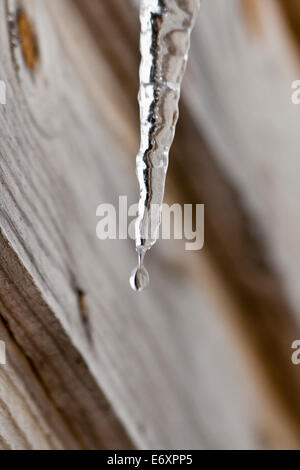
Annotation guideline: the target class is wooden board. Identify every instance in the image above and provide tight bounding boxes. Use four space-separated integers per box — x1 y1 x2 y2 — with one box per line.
74 0 300 446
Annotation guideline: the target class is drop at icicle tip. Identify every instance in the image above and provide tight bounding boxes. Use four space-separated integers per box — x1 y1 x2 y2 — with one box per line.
130 249 150 293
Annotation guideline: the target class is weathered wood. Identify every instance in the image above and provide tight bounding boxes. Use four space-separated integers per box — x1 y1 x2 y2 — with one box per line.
181 0 300 436
0 0 268 450
0 0 300 450
0 318 78 450
74 0 300 446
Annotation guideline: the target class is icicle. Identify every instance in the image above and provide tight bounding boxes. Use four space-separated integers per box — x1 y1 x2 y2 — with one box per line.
131 0 200 292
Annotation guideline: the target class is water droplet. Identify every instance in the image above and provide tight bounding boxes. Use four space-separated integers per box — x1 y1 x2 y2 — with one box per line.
130 250 150 292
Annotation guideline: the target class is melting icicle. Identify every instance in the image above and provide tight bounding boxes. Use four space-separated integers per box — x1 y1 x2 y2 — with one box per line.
131 0 200 291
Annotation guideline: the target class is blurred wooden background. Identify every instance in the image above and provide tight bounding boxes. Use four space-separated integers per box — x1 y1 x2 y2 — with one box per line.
0 0 300 449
